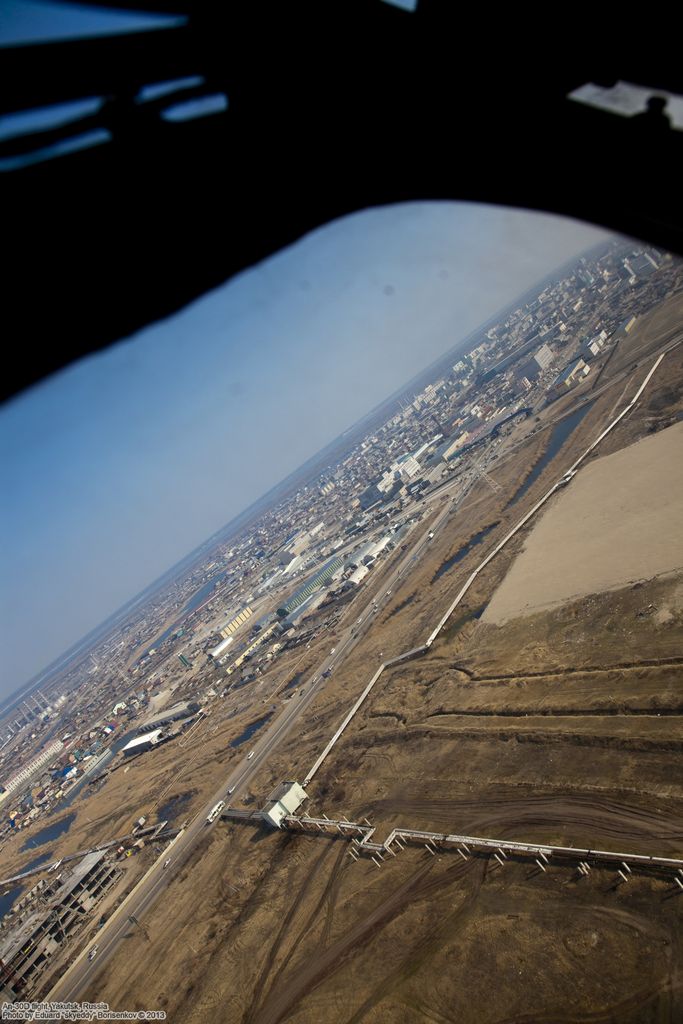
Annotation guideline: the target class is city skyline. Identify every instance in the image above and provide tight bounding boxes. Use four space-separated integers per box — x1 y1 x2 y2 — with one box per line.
0 201 613 695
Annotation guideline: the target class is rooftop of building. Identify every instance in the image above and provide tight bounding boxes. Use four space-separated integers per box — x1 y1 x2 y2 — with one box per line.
141 701 197 727
554 358 587 384
123 729 163 751
266 780 303 804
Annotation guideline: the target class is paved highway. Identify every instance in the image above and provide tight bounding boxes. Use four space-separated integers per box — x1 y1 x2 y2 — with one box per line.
45 489 457 1003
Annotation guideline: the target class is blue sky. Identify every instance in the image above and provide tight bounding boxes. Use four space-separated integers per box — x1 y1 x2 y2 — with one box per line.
0 202 613 695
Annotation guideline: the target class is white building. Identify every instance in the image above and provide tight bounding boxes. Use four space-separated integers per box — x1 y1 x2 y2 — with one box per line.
283 554 305 575
349 564 371 585
377 470 399 494
553 358 591 389
1 740 64 796
208 636 234 664
533 343 554 370
261 781 308 828
397 455 421 481
122 730 163 756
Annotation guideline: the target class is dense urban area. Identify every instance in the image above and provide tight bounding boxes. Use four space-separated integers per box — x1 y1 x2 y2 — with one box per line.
1 236 682 1023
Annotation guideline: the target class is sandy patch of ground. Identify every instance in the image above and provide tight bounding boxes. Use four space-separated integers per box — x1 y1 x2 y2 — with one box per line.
484 421 683 624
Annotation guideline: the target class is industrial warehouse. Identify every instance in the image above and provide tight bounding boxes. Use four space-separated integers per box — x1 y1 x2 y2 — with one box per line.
137 701 200 734
121 730 164 756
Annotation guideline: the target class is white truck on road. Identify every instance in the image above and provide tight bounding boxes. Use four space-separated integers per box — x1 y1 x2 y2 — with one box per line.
206 800 225 824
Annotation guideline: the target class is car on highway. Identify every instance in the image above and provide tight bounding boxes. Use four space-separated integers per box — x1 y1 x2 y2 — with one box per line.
386 590 391 596
330 647 336 654
247 750 255 760
88 946 98 961
322 668 332 678
227 786 235 794
163 858 171 869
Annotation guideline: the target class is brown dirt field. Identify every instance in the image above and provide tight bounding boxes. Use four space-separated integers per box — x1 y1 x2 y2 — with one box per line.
483 421 683 623
590 345 683 461
463 572 683 677
77 550 683 1022
78 805 683 1024
603 291 683 381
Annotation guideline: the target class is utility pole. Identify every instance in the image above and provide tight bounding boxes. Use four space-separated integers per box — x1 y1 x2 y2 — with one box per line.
128 914 150 941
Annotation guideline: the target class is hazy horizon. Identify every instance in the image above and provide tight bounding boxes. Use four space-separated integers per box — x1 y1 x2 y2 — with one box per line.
0 201 615 695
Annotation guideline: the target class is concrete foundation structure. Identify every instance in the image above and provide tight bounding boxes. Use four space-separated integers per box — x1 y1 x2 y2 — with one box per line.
0 850 118 997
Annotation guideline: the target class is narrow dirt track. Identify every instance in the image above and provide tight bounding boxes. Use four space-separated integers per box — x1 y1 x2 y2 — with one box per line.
426 709 683 718
250 840 349 1018
248 857 446 1024
368 793 683 847
242 839 339 1023
456 655 683 683
492 978 683 1024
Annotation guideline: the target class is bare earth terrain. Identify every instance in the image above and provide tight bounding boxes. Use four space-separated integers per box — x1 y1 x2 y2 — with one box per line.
484 421 683 622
